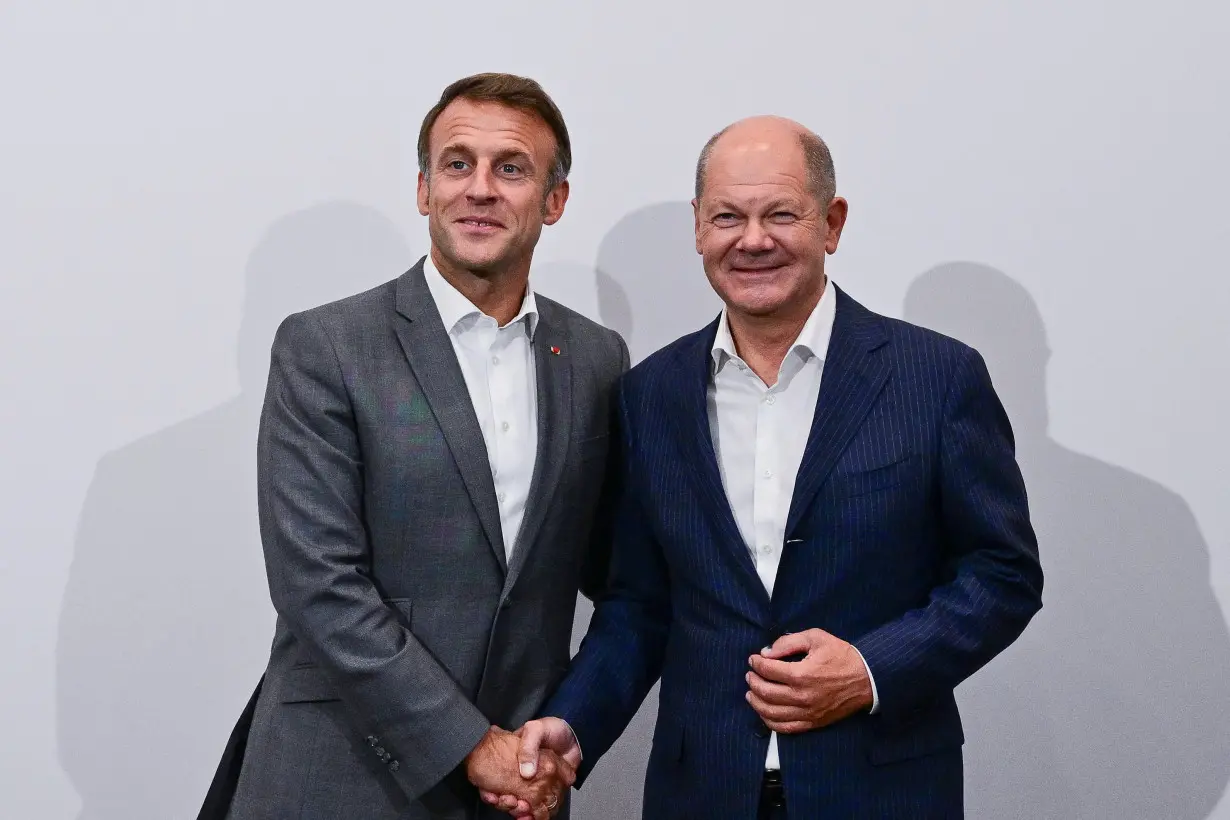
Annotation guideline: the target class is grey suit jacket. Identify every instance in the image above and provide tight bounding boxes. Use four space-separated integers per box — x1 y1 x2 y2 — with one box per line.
212 259 627 819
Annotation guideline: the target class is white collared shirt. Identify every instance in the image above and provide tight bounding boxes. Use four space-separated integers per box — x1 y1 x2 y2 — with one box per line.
422 256 538 560
706 279 878 771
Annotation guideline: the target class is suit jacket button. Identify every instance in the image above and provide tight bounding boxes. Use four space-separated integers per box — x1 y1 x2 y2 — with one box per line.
389 760 400 772
367 736 379 746
376 747 386 757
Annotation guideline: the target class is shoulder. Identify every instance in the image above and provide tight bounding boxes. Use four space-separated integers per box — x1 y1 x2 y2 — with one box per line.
536 293 627 369
620 322 716 400
271 277 399 354
270 275 400 366
840 288 979 378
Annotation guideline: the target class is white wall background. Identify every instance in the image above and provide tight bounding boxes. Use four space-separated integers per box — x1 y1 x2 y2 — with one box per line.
3 1 1228 817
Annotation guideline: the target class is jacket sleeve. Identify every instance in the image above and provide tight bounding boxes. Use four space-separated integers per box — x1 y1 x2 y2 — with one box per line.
854 347 1044 719
544 375 672 783
257 311 490 799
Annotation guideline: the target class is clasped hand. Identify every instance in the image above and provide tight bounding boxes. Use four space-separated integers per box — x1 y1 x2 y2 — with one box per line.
465 725 575 820
746 628 873 733
476 718 581 819
475 630 871 818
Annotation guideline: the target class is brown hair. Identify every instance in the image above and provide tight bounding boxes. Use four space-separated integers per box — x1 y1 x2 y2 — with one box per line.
417 72 572 190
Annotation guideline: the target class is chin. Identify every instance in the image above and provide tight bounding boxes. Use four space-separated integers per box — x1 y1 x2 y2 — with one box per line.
724 287 793 318
449 243 509 272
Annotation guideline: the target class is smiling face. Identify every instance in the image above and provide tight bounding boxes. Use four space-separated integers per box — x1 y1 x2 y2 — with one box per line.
694 119 847 321
417 98 568 279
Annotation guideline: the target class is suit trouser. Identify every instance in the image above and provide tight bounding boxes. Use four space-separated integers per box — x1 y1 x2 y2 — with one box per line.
758 770 786 820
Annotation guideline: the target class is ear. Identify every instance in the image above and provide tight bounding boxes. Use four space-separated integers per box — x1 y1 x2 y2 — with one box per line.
416 171 430 217
692 198 703 255
824 196 849 255
542 179 570 226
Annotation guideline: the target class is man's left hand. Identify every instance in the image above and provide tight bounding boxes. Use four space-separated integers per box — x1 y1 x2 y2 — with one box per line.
746 628 874 734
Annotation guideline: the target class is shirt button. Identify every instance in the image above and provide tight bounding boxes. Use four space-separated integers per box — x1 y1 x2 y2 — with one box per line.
501 421 510 432
492 355 500 365
763 469 772 479
760 544 773 555
498 491 506 503
765 395 776 405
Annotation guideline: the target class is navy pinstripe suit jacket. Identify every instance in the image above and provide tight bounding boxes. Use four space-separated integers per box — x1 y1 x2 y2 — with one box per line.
547 286 1043 819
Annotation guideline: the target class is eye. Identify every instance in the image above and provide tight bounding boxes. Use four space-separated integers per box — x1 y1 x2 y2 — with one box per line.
712 213 739 226
446 159 468 171
770 211 796 223
499 163 522 175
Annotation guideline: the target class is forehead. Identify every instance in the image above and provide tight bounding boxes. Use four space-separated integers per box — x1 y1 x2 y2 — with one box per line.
704 138 809 204
429 98 556 159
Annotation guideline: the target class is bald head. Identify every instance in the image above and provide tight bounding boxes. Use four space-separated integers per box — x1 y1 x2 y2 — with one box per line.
694 116 836 207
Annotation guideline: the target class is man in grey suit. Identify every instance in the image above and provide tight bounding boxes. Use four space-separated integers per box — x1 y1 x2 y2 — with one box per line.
198 72 628 820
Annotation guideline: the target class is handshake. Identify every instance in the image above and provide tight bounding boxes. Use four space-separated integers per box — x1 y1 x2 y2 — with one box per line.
464 717 579 820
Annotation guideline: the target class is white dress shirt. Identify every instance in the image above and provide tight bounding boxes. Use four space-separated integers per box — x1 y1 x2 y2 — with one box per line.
706 278 879 771
422 257 538 560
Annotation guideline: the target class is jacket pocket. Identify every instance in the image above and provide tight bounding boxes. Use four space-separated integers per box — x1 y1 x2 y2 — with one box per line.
280 598 412 703
867 713 964 765
649 717 685 764
280 664 340 704
829 454 917 498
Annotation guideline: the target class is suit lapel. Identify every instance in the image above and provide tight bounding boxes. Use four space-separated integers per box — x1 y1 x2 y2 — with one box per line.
785 287 891 538
505 303 572 590
392 260 507 572
670 322 772 611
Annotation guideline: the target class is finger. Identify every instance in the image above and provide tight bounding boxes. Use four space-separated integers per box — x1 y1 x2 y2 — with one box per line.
760 631 814 660
480 791 498 804
746 689 807 723
763 718 813 734
518 722 546 778
746 670 807 707
553 752 577 787
498 794 520 811
748 653 803 685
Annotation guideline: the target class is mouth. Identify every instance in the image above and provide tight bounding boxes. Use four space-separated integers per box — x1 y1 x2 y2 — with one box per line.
456 217 506 233
730 263 786 274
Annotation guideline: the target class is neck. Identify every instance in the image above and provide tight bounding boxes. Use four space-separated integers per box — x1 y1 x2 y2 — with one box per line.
430 247 530 326
727 275 827 386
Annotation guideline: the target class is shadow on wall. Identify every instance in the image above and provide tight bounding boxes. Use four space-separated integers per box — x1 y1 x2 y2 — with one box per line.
905 262 1230 820
568 201 721 820
55 201 413 820
594 201 723 365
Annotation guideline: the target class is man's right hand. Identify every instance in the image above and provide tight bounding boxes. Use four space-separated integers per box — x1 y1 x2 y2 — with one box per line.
465 726 574 820
479 718 582 818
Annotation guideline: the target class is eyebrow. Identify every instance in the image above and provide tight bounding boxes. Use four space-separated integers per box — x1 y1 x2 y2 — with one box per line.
492 149 535 168
707 197 799 214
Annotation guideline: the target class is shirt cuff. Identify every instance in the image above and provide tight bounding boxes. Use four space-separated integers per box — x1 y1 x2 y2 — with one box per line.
854 647 880 714
559 718 583 762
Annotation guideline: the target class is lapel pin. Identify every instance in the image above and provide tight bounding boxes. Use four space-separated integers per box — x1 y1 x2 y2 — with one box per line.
550 346 561 355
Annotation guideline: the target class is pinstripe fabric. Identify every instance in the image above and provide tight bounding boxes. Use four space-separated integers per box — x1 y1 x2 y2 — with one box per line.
548 286 1042 819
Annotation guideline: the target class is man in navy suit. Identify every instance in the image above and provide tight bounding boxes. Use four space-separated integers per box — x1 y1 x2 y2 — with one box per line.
486 115 1043 818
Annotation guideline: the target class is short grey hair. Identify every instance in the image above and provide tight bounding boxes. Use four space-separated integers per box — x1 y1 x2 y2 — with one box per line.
694 127 836 206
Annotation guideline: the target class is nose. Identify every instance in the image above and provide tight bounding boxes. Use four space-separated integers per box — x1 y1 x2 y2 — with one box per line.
466 162 498 203
736 217 775 253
